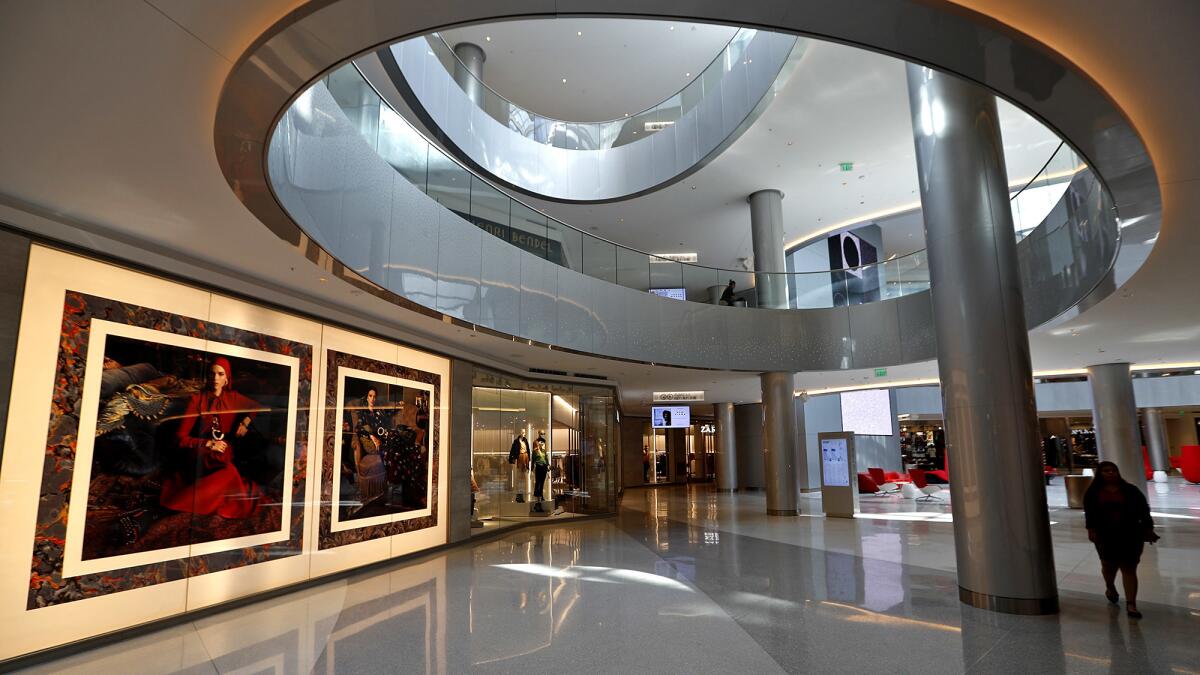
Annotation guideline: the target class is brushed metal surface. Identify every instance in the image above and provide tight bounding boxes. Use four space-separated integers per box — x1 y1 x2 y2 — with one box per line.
749 189 789 310
714 402 738 491
907 64 1057 609
1088 362 1148 492
1142 408 1169 474
760 371 799 515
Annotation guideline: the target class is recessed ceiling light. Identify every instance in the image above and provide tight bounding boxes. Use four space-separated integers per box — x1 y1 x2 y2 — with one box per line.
561 78 567 83
685 72 690 77
669 25 675 31
485 36 491 41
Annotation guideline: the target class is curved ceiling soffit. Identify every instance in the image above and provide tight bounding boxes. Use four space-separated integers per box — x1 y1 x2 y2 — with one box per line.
215 0 1160 365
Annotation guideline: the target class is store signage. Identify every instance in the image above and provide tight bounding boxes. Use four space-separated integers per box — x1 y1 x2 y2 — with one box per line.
651 252 699 263
653 391 705 402
700 423 716 433
472 218 565 265
874 367 887 377
649 288 686 301
839 161 854 172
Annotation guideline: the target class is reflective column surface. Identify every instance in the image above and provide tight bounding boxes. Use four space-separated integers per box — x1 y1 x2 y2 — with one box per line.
1089 363 1149 494
906 64 1057 613
19 482 1200 674
760 371 799 516
1142 408 1170 480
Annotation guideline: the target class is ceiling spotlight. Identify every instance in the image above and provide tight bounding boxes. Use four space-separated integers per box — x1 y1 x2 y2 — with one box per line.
577 31 582 36
561 78 567 83
485 36 491 42
669 25 675 31
685 72 691 77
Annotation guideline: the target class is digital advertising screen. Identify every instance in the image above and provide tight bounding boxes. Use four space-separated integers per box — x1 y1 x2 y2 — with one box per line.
839 388 893 436
651 405 690 429
821 438 851 487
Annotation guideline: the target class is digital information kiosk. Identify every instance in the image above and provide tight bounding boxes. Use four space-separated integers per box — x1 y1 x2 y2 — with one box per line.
818 431 858 518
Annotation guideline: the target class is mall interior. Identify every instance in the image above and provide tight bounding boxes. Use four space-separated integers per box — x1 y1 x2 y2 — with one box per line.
0 1 1197 673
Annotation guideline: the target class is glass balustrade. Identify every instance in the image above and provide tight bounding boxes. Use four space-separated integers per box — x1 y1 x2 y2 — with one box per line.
423 27 760 150
311 62 1092 311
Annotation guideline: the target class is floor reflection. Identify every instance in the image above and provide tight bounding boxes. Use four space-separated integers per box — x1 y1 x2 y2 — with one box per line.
17 482 1200 674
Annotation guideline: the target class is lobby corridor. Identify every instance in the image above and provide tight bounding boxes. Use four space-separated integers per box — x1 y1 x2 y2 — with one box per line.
18 484 1200 674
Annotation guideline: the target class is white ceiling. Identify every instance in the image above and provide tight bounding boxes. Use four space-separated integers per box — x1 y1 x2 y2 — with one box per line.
513 36 1062 270
437 18 737 122
0 0 1194 418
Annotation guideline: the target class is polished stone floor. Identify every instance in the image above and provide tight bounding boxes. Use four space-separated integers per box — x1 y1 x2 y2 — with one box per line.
17 480 1200 674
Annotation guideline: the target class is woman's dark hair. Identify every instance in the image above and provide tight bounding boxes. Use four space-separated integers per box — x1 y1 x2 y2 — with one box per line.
1083 460 1126 502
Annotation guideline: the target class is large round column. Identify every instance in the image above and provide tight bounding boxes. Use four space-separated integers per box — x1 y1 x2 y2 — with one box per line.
1143 408 1170 482
760 372 799 516
713 403 737 492
1088 363 1147 492
905 64 1057 614
748 189 788 309
452 42 487 108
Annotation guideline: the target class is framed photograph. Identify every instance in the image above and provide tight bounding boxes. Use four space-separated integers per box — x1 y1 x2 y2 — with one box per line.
311 326 450 572
0 246 319 660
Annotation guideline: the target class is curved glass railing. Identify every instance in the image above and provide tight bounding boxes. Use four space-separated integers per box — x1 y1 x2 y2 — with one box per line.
314 62 1097 311
425 28 757 150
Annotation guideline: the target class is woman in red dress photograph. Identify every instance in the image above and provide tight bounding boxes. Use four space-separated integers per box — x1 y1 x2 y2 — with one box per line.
160 356 265 518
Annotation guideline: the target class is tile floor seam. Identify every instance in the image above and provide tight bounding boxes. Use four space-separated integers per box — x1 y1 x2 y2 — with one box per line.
188 621 222 675
962 626 1015 674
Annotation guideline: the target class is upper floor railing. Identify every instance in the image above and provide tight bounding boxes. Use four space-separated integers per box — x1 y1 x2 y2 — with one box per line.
319 62 1088 311
425 29 755 150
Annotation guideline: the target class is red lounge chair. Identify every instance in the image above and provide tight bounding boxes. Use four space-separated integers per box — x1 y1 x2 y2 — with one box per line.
858 472 882 494
909 468 944 502
1182 446 1200 484
867 467 900 493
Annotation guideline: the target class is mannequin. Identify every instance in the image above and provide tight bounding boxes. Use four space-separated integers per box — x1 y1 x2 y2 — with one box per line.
508 429 530 502
532 432 549 512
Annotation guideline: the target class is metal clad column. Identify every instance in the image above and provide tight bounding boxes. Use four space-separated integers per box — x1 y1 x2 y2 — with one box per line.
714 403 737 492
761 372 799 515
1143 408 1170 482
905 64 1057 614
748 189 788 309
1089 363 1148 492
452 42 486 107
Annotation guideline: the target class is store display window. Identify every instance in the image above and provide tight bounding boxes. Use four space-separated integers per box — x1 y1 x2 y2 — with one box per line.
470 371 616 533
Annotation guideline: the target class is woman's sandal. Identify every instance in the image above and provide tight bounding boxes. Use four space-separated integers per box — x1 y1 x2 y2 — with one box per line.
1126 603 1142 619
1105 588 1119 605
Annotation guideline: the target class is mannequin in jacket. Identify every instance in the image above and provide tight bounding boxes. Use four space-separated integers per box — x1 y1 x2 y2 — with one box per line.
531 434 550 512
508 429 530 502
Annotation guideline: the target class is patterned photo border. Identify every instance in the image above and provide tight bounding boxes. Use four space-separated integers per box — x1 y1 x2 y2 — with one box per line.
319 349 439 550
27 290 312 610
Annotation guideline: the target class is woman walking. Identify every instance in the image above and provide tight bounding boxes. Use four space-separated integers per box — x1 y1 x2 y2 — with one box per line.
1083 461 1158 618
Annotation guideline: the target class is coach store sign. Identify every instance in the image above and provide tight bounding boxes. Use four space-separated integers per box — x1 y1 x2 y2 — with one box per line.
652 391 705 402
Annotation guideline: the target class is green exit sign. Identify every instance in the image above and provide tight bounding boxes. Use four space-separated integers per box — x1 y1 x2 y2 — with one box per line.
874 367 887 377
839 162 854 172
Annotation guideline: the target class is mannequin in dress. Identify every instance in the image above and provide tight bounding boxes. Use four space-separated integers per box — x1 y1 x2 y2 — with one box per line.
508 429 530 502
